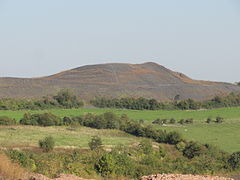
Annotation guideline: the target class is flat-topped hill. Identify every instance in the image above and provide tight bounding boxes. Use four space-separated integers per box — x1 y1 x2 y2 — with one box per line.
0 62 239 100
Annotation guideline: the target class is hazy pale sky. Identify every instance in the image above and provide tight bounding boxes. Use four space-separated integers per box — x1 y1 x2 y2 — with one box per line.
0 0 239 82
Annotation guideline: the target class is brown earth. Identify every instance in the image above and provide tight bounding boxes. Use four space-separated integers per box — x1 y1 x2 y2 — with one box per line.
30 174 94 180
0 62 240 101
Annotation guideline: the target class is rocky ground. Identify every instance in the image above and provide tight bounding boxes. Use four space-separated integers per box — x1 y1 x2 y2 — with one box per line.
140 174 234 180
30 173 237 180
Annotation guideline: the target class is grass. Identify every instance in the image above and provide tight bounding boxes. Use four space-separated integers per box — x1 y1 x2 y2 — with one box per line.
0 107 240 152
1 107 240 122
0 125 141 149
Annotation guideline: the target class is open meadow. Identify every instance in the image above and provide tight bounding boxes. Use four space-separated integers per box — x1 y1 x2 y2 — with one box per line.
0 107 240 152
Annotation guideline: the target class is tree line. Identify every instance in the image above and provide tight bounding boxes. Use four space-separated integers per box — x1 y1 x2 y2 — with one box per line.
0 89 84 110
90 93 240 110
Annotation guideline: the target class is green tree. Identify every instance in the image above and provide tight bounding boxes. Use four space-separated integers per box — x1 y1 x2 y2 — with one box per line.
95 153 116 176
39 136 55 152
54 89 83 108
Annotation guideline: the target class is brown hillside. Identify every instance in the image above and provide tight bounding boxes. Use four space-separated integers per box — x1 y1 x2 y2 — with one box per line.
0 62 239 100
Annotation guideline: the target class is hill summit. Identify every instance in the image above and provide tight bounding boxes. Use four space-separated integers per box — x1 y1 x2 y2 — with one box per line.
0 62 239 100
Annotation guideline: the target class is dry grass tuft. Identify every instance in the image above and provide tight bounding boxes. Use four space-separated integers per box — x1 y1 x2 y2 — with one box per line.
0 152 28 180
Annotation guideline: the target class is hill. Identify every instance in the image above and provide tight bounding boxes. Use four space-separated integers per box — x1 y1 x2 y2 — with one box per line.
0 62 240 100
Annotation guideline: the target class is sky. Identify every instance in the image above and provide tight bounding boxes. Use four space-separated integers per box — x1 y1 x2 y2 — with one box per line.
0 0 239 82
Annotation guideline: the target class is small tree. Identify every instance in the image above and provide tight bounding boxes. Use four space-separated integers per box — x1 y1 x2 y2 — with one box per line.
39 136 55 152
88 136 102 150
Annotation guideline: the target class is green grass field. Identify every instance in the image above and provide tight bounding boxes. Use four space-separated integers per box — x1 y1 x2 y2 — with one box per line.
0 107 240 152
0 125 140 149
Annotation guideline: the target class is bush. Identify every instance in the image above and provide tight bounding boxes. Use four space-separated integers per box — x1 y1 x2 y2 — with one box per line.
166 131 182 144
0 116 16 125
95 152 134 177
216 116 224 123
176 141 186 152
20 112 62 126
95 153 116 176
88 136 102 150
228 152 240 169
39 136 55 152
183 142 204 159
206 117 212 123
53 89 83 108
169 118 176 124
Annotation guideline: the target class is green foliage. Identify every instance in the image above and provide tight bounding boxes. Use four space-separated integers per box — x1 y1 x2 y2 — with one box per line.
183 142 205 159
228 152 240 170
95 152 134 177
216 116 224 123
0 89 84 111
139 139 153 154
7 150 36 170
91 93 240 110
166 131 182 144
39 136 55 152
95 153 116 176
53 89 83 108
158 145 166 158
88 136 102 150
176 141 187 152
206 117 212 123
20 112 62 126
0 116 16 125
169 118 176 124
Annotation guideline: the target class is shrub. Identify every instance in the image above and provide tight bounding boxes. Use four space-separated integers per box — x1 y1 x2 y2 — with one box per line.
7 150 36 171
95 152 134 177
216 116 224 123
166 131 182 144
39 136 55 152
95 153 116 176
206 117 212 123
169 118 176 124
185 118 193 124
88 136 102 150
53 89 83 108
139 139 153 154
176 141 186 152
0 116 16 125
179 119 185 124
20 113 62 126
228 152 240 169
183 142 204 159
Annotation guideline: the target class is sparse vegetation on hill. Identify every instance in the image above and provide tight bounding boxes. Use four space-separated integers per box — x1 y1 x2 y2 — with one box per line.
1 63 240 101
